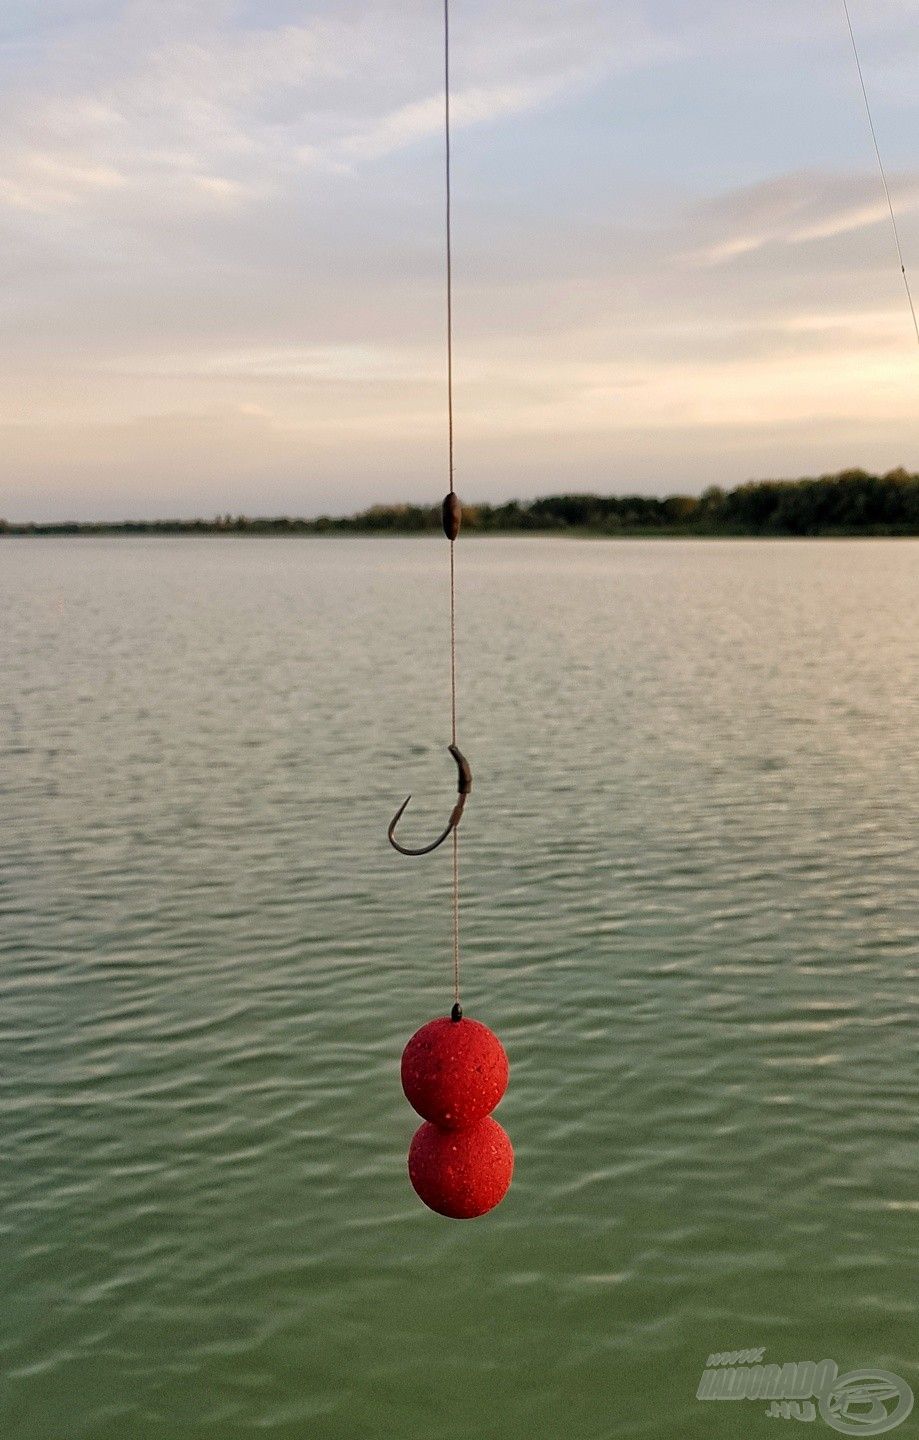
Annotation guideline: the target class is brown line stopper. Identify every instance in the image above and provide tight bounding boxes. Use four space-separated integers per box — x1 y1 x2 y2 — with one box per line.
442 492 461 541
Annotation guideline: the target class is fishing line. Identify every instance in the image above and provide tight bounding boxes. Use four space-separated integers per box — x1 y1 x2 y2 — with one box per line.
841 0 919 347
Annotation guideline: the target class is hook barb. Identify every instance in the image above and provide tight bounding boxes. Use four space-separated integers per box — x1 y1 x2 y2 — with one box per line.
388 744 471 856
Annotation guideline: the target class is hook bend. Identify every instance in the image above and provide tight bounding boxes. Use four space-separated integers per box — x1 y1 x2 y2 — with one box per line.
388 744 471 856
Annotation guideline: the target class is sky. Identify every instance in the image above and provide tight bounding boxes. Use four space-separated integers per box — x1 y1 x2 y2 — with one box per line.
1 0 918 521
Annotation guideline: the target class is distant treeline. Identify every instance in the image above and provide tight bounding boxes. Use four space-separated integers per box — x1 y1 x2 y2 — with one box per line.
4 469 919 537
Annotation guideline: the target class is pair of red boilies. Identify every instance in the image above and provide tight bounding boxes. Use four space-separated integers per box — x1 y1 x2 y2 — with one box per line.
402 1015 512 1219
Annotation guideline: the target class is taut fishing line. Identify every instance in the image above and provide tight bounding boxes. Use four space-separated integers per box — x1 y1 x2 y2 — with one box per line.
841 0 919 347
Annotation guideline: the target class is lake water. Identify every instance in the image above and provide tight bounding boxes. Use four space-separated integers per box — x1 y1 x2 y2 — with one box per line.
1 536 916 1439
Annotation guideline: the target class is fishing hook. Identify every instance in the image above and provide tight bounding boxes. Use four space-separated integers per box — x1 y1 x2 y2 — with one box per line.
387 744 472 856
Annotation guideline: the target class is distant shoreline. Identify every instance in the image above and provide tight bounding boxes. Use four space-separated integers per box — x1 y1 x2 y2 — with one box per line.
3 525 917 539
3 468 918 538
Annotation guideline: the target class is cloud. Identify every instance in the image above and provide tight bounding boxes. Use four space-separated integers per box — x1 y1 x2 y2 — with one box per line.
0 151 125 211
0 3 694 219
339 75 578 161
686 172 919 268
115 343 431 383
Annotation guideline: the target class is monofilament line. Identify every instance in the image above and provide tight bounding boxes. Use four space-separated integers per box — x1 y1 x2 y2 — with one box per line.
444 0 460 1009
842 0 919 347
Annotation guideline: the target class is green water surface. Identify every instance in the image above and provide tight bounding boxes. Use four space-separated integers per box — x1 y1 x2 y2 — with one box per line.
1 537 916 1439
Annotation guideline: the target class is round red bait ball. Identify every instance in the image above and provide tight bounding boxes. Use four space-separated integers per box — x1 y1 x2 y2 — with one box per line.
401 1016 509 1128
408 1116 513 1220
